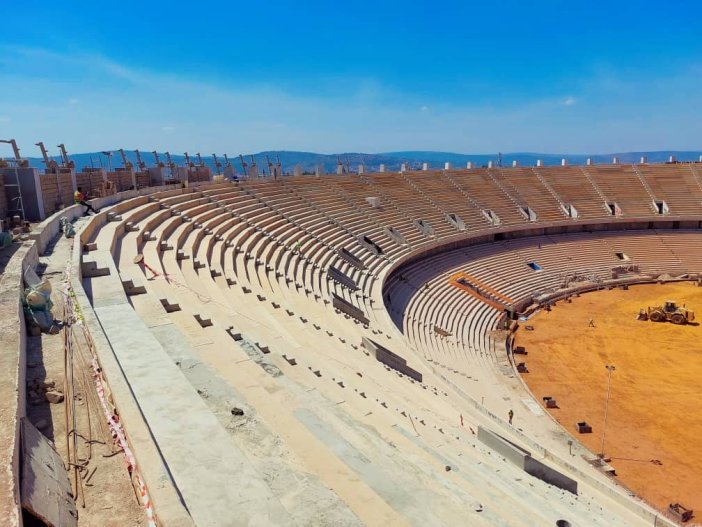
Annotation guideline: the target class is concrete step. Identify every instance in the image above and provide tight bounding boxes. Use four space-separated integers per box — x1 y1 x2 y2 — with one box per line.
81 256 110 278
122 278 146 296
159 298 181 313
93 303 291 526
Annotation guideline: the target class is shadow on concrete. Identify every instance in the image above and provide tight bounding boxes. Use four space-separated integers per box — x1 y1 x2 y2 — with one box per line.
25 333 56 443
0 242 21 274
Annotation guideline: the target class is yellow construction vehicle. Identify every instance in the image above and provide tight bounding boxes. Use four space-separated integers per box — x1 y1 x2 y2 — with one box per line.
639 300 695 325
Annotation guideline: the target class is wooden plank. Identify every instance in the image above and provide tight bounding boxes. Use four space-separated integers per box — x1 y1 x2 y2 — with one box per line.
21 419 78 527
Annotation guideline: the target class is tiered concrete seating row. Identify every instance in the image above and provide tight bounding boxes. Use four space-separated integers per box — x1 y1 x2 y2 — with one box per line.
66 171 697 526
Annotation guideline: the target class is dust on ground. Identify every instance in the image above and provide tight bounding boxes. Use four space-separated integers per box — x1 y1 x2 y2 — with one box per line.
515 281 702 515
25 227 146 526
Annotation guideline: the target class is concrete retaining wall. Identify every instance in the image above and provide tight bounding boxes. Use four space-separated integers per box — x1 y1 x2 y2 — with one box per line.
477 427 578 494
0 242 38 527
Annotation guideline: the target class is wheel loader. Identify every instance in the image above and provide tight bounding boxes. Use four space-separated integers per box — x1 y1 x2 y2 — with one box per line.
638 300 695 325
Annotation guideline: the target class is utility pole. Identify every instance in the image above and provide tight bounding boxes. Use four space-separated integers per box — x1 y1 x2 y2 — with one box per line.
599 364 616 459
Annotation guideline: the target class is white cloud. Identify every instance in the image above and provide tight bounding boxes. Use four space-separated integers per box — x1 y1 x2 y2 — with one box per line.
1 45 701 154
68 98 79 105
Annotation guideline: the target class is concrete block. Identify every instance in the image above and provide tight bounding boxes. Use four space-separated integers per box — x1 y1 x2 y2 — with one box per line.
81 257 110 278
478 426 577 494
159 298 181 313
194 314 213 328
226 327 242 341
122 279 146 296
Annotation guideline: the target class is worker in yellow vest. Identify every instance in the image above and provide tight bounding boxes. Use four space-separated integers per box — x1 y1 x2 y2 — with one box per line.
74 187 99 216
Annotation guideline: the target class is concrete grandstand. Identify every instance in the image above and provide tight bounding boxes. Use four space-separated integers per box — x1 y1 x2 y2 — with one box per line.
3 154 702 526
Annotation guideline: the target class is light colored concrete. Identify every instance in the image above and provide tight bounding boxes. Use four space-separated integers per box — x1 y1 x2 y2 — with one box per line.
69 239 194 526
45 175 698 527
148 321 364 527
0 242 36 527
94 301 292 526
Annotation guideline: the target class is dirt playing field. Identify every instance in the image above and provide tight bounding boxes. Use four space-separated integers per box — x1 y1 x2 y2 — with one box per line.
515 281 702 517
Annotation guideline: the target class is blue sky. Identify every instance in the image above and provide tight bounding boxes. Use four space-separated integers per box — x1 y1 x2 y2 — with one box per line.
1 1 701 155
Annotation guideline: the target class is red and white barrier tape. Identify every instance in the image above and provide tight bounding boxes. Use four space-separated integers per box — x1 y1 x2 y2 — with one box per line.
91 357 157 526
60 258 157 525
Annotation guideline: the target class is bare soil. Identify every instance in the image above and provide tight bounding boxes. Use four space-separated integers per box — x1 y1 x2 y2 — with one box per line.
515 281 702 516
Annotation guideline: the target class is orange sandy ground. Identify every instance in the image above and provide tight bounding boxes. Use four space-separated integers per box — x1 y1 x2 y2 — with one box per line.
514 282 702 515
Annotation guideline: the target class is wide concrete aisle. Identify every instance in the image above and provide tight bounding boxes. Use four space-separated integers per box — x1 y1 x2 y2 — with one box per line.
93 299 292 526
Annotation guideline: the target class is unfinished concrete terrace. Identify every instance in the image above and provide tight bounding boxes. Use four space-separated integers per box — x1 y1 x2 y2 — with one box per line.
2 160 700 526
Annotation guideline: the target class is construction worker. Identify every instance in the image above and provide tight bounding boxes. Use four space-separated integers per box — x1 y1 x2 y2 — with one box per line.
508 409 514 425
74 187 98 216
588 318 595 328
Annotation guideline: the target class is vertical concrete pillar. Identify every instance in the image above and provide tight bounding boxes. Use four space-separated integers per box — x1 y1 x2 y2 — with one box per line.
561 158 568 166
422 162 429 171
586 158 593 166
487 161 494 169
536 159 543 167
379 164 386 173
512 160 519 167
444 162 452 170
640 156 647 164
612 157 620 164
69 168 77 193
357 164 365 174
466 161 474 169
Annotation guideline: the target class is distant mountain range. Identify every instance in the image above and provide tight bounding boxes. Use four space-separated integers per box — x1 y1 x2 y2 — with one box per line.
19 149 702 175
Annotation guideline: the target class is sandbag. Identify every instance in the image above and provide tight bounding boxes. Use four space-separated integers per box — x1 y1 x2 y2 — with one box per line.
60 217 75 238
23 279 55 333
